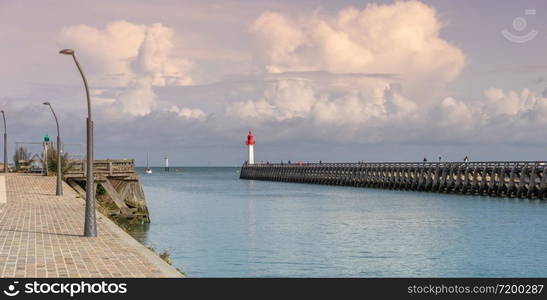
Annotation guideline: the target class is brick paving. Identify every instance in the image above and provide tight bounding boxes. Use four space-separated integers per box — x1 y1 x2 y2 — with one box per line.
0 174 181 278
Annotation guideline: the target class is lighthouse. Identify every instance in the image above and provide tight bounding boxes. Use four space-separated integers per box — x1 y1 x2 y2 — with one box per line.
246 131 255 164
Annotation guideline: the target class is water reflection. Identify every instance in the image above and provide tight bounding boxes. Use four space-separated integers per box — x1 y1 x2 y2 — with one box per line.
125 223 151 245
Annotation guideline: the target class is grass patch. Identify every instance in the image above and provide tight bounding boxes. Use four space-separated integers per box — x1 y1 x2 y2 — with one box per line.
147 246 186 276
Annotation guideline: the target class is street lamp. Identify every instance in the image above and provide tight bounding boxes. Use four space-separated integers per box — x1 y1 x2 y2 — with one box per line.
59 49 96 237
0 111 6 174
43 102 63 196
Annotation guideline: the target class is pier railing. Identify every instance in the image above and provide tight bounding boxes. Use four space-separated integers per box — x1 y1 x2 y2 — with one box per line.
64 159 137 180
240 161 547 199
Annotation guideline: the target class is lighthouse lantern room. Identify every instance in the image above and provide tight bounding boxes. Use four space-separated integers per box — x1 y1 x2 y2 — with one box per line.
246 131 255 164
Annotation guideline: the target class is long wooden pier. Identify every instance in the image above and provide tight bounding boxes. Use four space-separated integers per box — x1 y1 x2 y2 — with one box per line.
240 161 547 199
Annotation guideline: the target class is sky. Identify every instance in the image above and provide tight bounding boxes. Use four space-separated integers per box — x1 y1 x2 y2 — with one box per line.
1 0 547 166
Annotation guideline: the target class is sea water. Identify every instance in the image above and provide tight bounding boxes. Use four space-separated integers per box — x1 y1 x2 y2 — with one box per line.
131 167 547 277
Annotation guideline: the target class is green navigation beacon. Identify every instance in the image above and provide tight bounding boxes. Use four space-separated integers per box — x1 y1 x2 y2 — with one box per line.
44 134 50 143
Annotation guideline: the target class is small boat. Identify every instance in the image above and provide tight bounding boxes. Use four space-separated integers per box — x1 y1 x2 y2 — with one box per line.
145 152 153 174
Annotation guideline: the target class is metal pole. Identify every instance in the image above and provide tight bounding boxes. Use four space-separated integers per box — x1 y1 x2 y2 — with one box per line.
43 142 48 176
60 49 96 237
56 135 62 195
44 103 63 196
1 111 6 173
75 54 97 237
85 117 95 236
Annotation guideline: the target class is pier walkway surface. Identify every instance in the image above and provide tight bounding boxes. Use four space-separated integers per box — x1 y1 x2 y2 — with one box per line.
0 173 182 278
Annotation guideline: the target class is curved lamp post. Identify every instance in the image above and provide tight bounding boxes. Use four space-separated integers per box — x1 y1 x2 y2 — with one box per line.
43 102 63 196
59 49 96 237
1 111 6 174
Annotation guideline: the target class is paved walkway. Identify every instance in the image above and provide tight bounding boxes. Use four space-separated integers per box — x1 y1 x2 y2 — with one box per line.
0 174 182 277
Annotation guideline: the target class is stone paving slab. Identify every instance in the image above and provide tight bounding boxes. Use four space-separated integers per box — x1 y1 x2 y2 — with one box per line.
0 174 182 278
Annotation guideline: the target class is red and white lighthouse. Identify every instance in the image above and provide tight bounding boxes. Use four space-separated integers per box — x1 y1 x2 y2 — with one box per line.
245 131 255 164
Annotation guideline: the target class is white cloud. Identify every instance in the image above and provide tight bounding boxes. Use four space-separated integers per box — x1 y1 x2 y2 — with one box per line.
227 80 316 121
134 23 193 86
229 1 466 142
118 77 157 116
250 1 465 85
482 88 547 125
429 88 547 143
227 77 547 144
53 3 546 147
437 97 473 127
227 77 413 136
483 88 537 117
169 105 207 120
59 21 146 87
89 89 116 105
59 20 194 116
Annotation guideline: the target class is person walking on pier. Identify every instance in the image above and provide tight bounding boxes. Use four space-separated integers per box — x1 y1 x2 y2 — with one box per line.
423 157 427 163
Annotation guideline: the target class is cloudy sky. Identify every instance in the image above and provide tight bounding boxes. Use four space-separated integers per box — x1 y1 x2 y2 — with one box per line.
1 0 547 166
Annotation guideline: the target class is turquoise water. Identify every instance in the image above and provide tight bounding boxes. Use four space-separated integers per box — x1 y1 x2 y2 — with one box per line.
133 167 547 277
